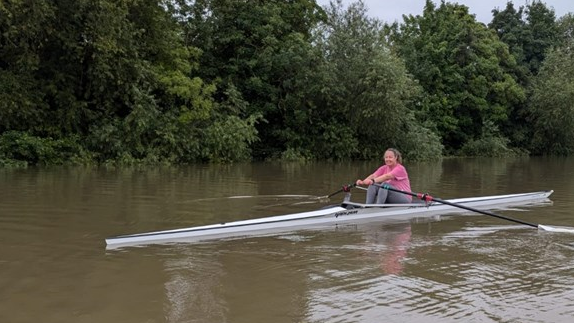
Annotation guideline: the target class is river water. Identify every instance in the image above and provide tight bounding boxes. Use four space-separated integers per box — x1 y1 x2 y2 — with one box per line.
1 157 573 323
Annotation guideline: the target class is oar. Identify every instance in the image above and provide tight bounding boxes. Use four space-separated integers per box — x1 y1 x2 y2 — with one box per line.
375 183 574 233
316 183 356 200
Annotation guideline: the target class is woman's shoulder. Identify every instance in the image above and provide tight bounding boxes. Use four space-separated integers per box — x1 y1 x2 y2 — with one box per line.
394 163 408 172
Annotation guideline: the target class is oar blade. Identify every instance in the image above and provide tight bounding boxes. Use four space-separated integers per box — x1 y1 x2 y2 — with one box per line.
538 224 574 234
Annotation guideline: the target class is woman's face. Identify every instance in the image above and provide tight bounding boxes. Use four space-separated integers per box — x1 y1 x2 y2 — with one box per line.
384 150 397 166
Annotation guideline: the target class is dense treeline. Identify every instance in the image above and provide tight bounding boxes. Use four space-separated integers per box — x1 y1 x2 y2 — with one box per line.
1 0 573 166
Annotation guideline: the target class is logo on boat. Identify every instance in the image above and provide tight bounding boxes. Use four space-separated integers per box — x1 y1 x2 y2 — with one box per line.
335 210 358 217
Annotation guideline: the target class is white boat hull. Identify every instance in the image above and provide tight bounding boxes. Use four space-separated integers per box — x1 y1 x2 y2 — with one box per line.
105 190 553 249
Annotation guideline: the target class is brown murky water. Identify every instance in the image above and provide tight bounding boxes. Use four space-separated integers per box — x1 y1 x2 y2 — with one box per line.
1 157 573 323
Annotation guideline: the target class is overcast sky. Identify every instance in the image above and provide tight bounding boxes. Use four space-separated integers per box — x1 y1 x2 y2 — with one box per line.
316 0 572 24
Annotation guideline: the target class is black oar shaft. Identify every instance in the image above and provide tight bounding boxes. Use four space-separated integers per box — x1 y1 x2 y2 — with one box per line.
326 188 344 198
376 184 540 228
320 184 356 199
429 196 538 228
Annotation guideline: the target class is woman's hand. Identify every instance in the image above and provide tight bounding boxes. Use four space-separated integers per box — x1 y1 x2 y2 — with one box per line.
356 179 373 186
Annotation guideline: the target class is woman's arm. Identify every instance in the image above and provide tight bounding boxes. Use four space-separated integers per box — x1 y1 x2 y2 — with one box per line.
356 173 379 185
372 172 393 183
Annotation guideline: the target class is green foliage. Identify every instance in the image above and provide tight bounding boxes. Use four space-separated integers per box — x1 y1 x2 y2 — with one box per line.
557 13 574 41
459 121 521 157
489 2 530 82
201 115 260 163
523 1 560 75
527 41 574 155
315 0 442 161
278 148 310 162
490 1 561 76
460 136 518 157
0 0 53 133
313 121 360 161
400 123 444 161
391 0 524 151
179 0 326 159
2 0 574 166
488 1 564 149
0 131 90 166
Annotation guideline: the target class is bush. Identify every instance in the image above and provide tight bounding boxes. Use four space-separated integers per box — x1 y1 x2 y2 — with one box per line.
201 115 260 163
0 131 91 166
460 135 518 157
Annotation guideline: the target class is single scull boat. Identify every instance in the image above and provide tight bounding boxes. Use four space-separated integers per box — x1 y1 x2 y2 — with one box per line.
105 189 553 249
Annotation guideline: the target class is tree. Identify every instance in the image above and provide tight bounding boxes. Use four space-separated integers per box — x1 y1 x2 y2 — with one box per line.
490 1 561 77
314 0 442 160
1 0 235 164
488 1 566 149
527 18 574 155
178 0 326 160
489 1 530 82
390 0 524 153
556 12 574 44
523 1 560 75
0 0 53 133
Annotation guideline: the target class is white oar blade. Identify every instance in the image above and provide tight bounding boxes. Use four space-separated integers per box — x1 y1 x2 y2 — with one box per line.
538 224 574 234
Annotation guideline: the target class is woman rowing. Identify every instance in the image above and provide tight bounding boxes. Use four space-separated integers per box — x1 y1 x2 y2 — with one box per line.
356 148 412 204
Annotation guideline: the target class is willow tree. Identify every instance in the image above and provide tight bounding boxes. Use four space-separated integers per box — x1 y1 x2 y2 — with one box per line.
315 0 442 160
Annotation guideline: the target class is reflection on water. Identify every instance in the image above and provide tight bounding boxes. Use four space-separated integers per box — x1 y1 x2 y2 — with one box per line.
153 222 574 323
156 224 416 323
1 157 574 323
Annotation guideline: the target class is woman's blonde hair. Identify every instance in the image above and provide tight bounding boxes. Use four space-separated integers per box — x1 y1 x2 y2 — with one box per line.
386 148 402 164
